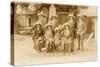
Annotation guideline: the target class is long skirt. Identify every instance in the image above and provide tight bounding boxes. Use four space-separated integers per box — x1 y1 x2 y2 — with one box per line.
33 37 45 52
54 38 62 52
45 38 55 52
61 37 73 53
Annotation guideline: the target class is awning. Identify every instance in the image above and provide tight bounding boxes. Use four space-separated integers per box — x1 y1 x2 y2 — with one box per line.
79 6 97 16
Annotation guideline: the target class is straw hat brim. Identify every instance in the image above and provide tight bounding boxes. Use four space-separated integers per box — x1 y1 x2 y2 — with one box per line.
45 23 53 28
34 23 42 27
50 15 58 20
38 13 47 17
34 21 42 27
63 23 70 28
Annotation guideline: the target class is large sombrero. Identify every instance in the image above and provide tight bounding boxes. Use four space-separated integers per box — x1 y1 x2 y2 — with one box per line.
63 23 70 28
45 22 53 28
34 20 42 27
49 4 58 20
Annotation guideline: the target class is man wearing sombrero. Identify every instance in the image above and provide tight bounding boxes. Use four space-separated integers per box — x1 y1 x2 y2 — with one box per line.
76 14 87 51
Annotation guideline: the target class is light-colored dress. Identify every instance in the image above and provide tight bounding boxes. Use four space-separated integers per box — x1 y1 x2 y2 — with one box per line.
61 29 73 50
54 32 62 50
45 29 54 48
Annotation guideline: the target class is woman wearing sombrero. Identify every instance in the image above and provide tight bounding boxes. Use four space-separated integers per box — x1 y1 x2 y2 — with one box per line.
32 21 45 52
44 23 55 53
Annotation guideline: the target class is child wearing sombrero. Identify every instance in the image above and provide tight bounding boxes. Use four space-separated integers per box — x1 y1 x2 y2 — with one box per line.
61 23 73 55
44 23 55 53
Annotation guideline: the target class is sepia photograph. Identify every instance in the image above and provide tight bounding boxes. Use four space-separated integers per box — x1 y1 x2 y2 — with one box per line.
11 1 97 65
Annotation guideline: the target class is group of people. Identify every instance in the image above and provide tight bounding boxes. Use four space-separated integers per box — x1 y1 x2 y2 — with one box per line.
31 11 87 55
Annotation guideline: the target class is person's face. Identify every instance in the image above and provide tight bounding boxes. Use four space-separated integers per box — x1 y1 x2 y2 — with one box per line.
78 17 82 21
43 17 47 23
36 24 41 30
38 15 43 20
47 26 52 30
52 17 57 21
69 17 73 21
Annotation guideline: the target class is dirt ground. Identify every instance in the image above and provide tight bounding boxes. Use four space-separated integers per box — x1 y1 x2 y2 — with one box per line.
14 34 97 65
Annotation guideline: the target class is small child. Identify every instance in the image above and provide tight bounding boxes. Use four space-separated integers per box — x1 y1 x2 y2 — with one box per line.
62 23 73 55
54 25 62 52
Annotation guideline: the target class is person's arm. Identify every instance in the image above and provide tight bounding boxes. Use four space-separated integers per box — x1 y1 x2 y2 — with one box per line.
82 22 87 35
32 30 36 39
29 26 35 33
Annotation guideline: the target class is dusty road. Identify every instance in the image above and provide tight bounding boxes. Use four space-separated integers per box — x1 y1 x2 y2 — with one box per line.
14 34 97 65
